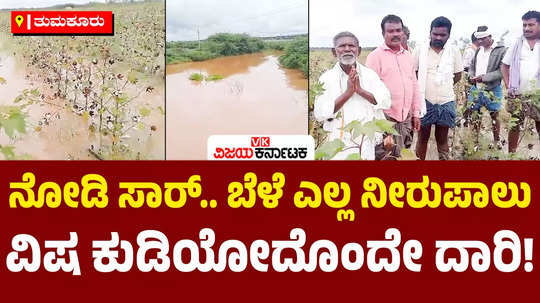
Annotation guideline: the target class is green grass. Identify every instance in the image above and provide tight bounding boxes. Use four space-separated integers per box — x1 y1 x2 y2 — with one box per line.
188 73 224 82
189 73 204 81
206 74 224 81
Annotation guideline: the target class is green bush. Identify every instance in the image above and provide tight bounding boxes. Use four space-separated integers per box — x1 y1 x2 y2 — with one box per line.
166 52 191 64
189 73 204 81
186 49 216 61
278 37 308 77
264 40 290 51
166 34 309 77
208 33 264 56
166 33 265 64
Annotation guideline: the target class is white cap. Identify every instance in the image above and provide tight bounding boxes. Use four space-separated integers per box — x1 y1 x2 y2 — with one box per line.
474 30 491 39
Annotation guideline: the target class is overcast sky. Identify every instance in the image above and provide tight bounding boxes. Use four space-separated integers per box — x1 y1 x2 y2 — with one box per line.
310 0 539 48
0 0 106 9
167 0 308 41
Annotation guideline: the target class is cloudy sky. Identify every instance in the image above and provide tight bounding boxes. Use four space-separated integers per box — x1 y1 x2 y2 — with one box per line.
310 0 539 47
167 0 308 41
0 0 106 9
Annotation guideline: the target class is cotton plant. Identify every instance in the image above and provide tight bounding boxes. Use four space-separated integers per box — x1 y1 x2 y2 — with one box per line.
314 118 400 160
0 76 39 159
4 3 165 160
524 80 540 107
310 77 403 160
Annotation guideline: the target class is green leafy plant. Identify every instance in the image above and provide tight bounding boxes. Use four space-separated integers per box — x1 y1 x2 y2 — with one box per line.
0 76 37 159
189 73 204 81
0 106 26 138
167 33 265 64
278 37 308 77
315 119 398 160
206 74 224 81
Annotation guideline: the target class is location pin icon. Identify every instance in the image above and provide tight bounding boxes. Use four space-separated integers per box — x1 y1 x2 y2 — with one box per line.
15 15 24 28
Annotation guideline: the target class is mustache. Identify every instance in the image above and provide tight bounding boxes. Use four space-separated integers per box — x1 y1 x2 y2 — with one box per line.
391 36 401 41
340 53 355 58
338 53 357 64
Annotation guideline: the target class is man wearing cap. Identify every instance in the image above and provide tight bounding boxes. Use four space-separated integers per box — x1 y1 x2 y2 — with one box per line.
463 32 482 73
502 10 540 153
465 29 507 147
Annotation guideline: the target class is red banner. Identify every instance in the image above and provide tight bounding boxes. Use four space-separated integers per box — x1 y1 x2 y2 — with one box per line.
10 11 114 35
0 161 539 301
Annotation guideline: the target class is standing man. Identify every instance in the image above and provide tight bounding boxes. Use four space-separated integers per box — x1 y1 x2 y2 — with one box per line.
463 32 481 73
314 32 392 160
466 29 507 147
462 26 488 115
414 16 463 160
402 24 416 147
402 25 412 53
463 26 488 72
502 10 540 153
366 15 421 159
461 31 481 128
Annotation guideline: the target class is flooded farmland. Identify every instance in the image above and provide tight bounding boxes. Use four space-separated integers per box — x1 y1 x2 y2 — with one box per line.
0 51 164 160
0 2 165 160
166 52 308 159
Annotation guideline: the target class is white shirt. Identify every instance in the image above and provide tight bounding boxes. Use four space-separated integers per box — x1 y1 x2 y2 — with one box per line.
474 45 494 77
463 45 477 70
413 44 463 106
502 37 540 93
314 62 391 160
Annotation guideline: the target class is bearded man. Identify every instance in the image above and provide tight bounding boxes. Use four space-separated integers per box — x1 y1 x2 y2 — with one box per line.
314 31 393 160
502 10 540 153
413 16 464 160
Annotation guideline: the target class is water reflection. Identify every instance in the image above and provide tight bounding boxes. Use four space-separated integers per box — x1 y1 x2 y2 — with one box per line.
167 52 266 77
166 52 308 159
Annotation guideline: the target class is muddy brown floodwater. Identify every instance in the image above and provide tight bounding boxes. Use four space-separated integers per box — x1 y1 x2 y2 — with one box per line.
0 52 164 160
166 52 308 159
